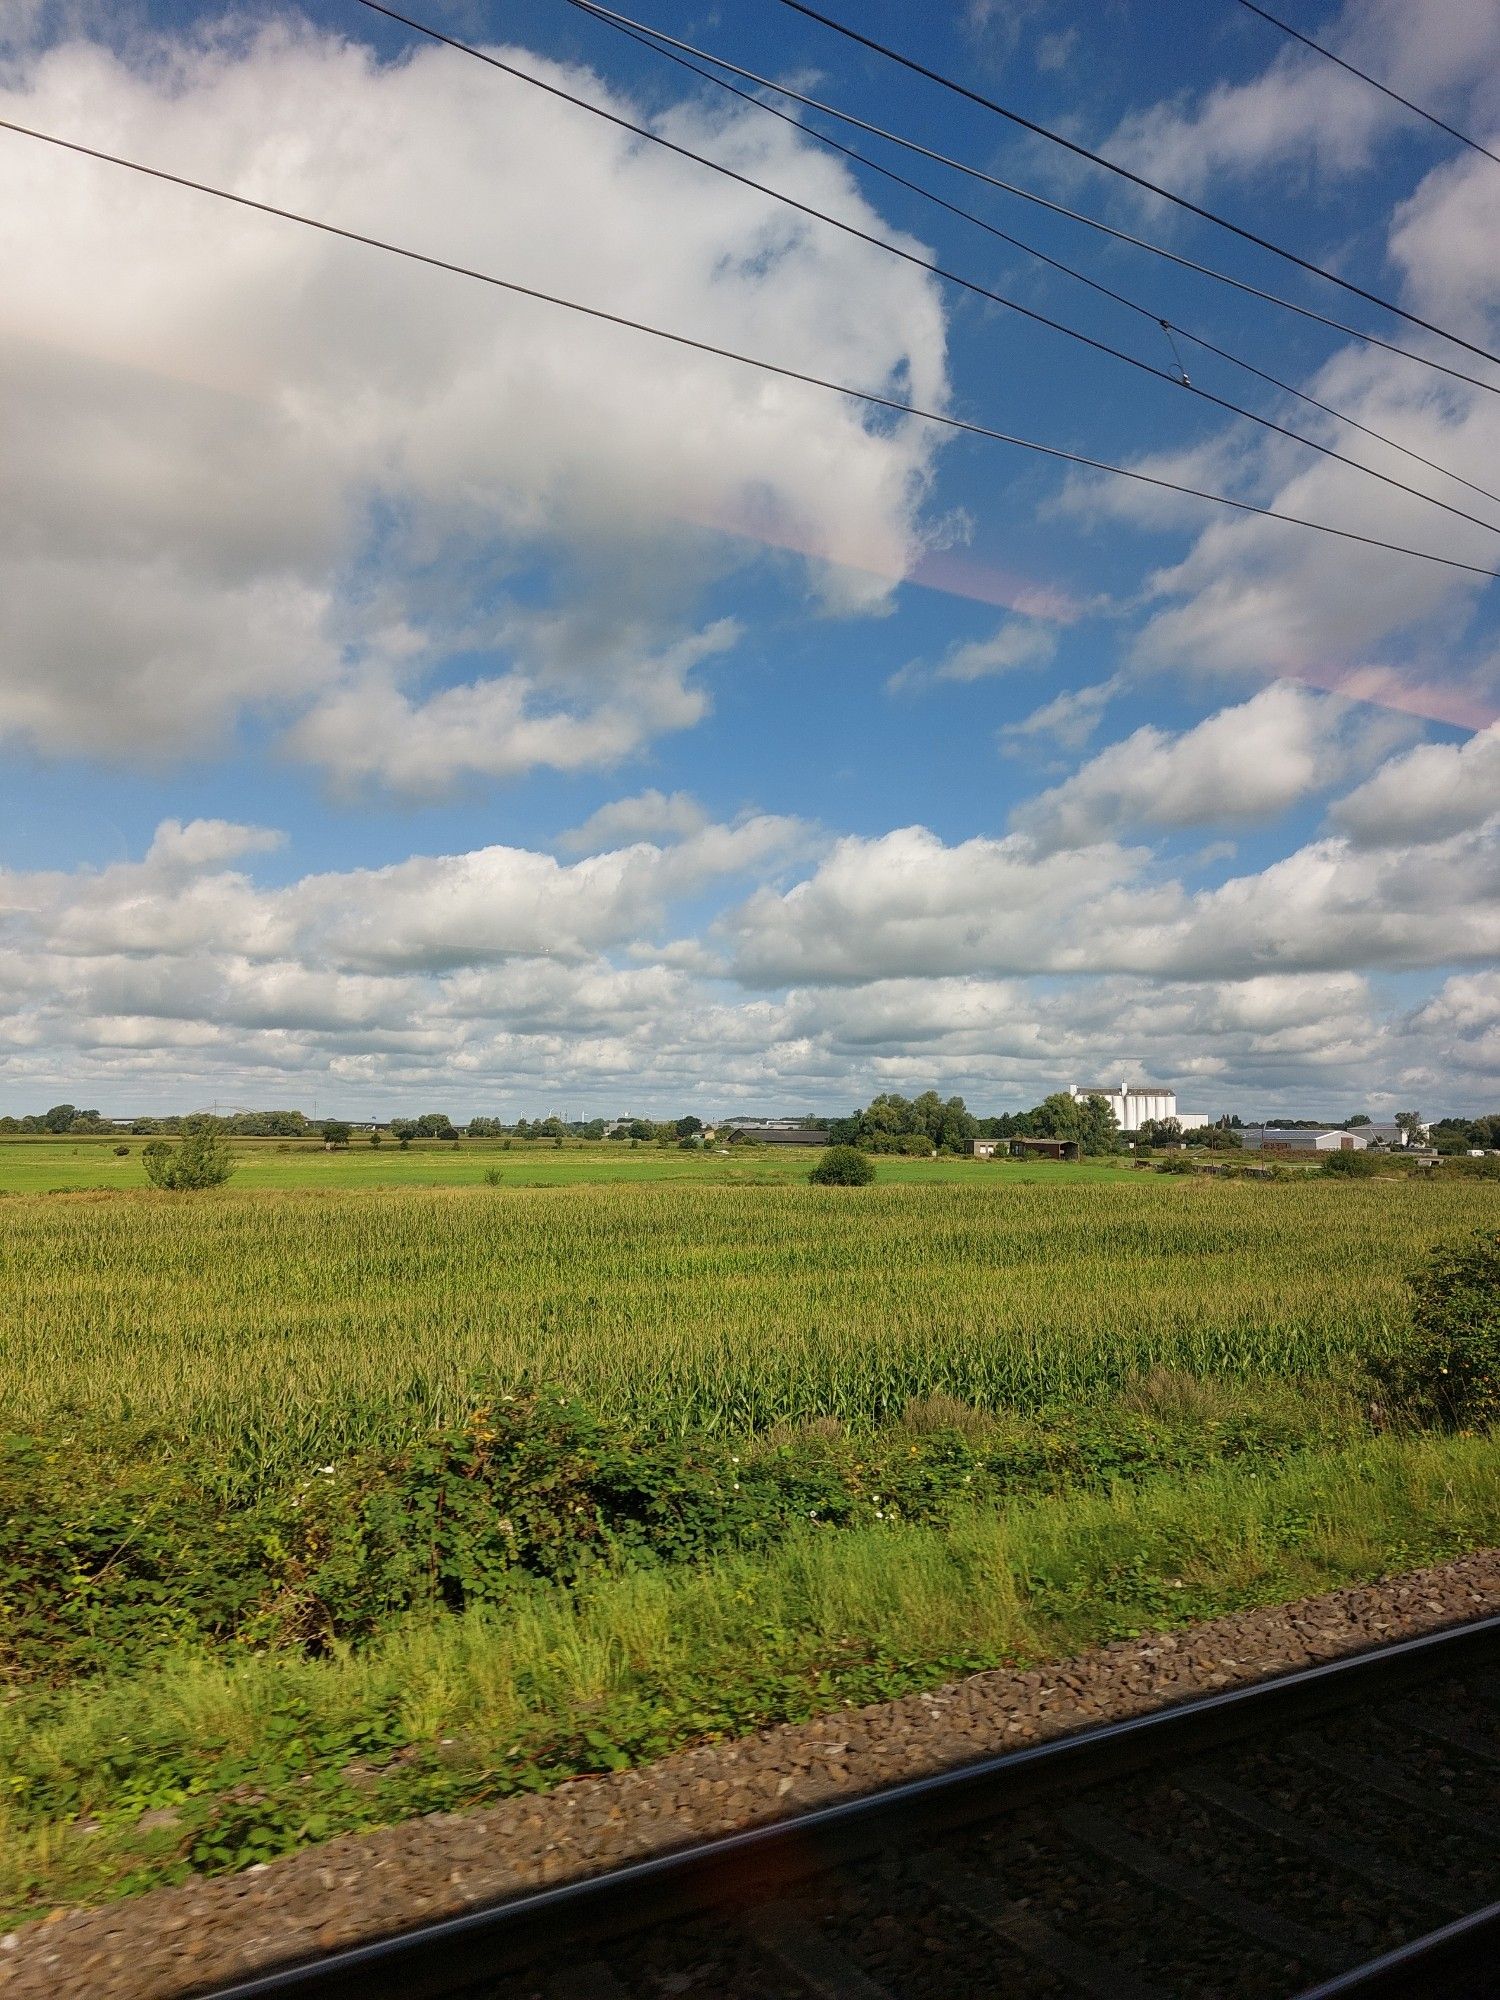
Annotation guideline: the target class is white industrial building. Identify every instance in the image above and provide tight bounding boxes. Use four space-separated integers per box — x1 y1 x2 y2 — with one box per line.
1241 1126 1368 1154
1068 1082 1210 1133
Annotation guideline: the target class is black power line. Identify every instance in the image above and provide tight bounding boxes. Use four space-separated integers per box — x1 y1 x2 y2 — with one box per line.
1235 0 1500 171
560 0 1500 402
2 109 1497 579
567 0 1500 516
350 0 1500 539
769 0 1500 371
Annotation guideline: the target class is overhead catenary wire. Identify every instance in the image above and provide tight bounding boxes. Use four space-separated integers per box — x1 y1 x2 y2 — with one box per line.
557 0 1500 403
769 0 1500 371
350 0 1500 540
560 0 1500 516
1234 0 1500 171
2 109 1497 581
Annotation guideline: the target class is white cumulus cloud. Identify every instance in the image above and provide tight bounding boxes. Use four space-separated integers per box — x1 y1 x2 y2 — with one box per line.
1016 684 1404 851
0 18 948 786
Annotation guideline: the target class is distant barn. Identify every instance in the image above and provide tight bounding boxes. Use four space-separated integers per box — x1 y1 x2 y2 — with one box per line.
1006 1137 1080 1162
721 1119 830 1147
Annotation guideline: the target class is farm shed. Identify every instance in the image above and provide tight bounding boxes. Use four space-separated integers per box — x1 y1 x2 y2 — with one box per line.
722 1120 830 1146
1008 1137 1080 1162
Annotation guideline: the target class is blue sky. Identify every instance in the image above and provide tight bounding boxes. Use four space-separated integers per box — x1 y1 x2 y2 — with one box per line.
1 0 1497 1119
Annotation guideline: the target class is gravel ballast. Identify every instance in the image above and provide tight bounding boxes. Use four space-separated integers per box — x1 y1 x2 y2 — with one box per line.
3 1551 1497 2000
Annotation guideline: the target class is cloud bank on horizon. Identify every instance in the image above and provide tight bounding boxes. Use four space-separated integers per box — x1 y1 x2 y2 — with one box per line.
0 0 1496 1117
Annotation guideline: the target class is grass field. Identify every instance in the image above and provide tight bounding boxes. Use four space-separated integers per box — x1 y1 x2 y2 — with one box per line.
1 1165 1495 1923
0 1133 1132 1192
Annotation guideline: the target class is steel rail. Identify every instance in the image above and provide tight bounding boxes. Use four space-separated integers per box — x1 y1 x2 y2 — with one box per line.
1290 1900 1500 1998
203 1613 1500 1999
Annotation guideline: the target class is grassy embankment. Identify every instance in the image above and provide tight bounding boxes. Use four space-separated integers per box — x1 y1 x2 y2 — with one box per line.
1 1174 1496 1921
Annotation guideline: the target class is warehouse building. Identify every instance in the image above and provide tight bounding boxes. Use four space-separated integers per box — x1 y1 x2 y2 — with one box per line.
1241 1126 1369 1154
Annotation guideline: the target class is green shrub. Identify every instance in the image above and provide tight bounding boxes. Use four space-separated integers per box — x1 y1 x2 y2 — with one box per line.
0 1383 1357 1687
810 1145 875 1186
141 1121 235 1190
1369 1232 1500 1429
1322 1149 1382 1176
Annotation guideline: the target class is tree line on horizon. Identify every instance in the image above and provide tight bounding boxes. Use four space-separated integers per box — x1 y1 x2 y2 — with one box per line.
4 1099 1498 1155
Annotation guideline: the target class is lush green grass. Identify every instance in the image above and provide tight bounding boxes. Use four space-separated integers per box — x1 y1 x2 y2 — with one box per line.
3 1427 1495 1923
3 1178 1494 1477
0 1133 1132 1192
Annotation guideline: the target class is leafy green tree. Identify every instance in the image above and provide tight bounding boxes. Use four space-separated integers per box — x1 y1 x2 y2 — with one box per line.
1185 1124 1242 1150
1395 1111 1424 1147
1029 1091 1121 1155
322 1121 352 1148
1137 1117 1183 1149
42 1104 77 1133
810 1145 875 1186
675 1115 703 1138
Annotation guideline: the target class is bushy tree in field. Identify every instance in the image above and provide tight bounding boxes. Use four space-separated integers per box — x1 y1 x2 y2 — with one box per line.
222 1110 309 1136
809 1145 875 1186
1027 1091 1122 1156
1136 1117 1183 1149
321 1121 352 1148
1369 1233 1500 1429
141 1118 236 1190
828 1090 975 1153
391 1112 457 1140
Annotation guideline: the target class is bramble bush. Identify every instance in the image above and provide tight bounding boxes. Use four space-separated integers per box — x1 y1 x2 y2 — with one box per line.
0 1386 1355 1686
1369 1232 1500 1430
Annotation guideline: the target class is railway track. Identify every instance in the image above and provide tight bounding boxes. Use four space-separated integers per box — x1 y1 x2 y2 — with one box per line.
210 1616 1500 2000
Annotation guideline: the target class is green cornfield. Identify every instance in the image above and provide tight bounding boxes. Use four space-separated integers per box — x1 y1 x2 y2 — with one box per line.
4 1177 1495 1479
